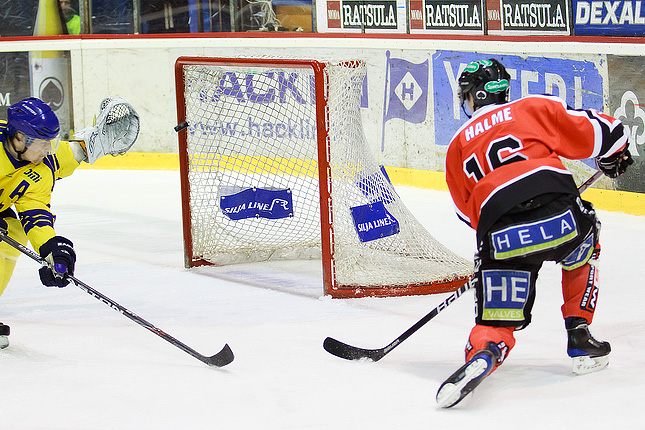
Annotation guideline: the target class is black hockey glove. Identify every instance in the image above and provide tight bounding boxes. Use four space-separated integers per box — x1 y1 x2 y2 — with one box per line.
38 236 76 288
0 217 6 234
596 146 633 178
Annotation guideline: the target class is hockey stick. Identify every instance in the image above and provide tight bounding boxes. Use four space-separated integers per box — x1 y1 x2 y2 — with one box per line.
324 280 474 361
0 232 233 368
578 170 604 194
324 170 604 362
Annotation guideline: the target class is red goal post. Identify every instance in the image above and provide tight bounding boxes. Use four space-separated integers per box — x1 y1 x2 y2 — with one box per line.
174 56 471 298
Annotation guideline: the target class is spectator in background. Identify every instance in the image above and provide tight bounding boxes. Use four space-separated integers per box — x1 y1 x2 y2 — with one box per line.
59 0 81 34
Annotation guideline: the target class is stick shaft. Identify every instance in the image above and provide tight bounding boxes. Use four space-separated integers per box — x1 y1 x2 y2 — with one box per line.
578 170 603 194
0 232 232 367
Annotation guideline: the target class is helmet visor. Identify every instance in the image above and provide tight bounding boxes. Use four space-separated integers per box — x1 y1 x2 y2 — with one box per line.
24 134 61 155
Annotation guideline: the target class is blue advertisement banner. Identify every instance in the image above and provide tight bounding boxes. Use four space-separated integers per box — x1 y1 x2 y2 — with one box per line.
351 201 400 242
432 51 604 149
383 52 429 124
220 188 293 220
573 0 645 35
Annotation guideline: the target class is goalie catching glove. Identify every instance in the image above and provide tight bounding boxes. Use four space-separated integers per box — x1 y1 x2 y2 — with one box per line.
38 236 76 287
596 145 633 178
74 97 140 164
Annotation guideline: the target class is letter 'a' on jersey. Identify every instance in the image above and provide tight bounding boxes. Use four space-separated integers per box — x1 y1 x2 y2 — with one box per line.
445 94 628 236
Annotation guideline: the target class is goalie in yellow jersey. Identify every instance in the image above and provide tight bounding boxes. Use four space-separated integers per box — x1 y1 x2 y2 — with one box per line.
0 96 139 349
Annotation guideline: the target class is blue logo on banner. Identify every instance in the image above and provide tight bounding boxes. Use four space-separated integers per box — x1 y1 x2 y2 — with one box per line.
490 209 578 259
383 52 429 124
351 201 400 242
482 269 530 322
220 188 293 220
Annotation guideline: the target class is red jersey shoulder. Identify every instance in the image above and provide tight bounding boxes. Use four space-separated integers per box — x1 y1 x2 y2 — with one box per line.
453 96 565 144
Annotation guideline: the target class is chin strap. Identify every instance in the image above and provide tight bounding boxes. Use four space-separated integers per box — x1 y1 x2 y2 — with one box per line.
6 137 27 162
461 102 472 119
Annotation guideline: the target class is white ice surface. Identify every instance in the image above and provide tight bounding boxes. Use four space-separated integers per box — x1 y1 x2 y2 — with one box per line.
2 169 644 429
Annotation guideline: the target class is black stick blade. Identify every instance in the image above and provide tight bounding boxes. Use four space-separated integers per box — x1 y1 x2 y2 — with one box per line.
323 337 386 362
204 344 235 367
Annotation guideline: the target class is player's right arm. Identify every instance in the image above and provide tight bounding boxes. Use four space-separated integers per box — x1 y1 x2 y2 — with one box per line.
527 95 629 161
6 149 78 287
445 137 474 229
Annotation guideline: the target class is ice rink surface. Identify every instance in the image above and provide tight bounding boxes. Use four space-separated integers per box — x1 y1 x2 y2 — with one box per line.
2 169 644 429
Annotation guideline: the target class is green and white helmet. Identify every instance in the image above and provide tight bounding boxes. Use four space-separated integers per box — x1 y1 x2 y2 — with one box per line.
458 59 511 112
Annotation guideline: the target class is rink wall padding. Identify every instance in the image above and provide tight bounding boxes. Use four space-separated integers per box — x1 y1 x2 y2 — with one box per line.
76 152 645 216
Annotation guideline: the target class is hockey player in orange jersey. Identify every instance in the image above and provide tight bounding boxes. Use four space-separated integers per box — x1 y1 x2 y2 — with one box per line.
436 59 633 408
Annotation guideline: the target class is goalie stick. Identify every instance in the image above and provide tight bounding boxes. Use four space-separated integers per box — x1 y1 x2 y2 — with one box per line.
323 170 604 362
0 232 234 368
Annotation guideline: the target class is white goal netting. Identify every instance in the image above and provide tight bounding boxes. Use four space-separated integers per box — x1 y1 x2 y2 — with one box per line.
177 58 472 297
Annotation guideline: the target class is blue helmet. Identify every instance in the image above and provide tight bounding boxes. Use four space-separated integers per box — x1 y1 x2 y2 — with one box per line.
7 97 60 141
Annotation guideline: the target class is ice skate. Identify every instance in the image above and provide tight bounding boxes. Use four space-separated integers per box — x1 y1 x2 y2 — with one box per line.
0 322 9 349
566 317 610 375
436 342 501 408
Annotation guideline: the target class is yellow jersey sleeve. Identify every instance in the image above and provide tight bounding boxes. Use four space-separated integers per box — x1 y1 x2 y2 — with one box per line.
1 141 80 253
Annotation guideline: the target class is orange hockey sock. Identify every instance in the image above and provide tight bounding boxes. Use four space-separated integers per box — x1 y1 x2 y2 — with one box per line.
466 325 516 372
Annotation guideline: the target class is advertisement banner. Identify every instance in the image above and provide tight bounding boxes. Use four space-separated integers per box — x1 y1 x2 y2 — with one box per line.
317 0 408 33
350 201 400 242
380 52 429 151
0 52 31 118
30 55 72 139
489 0 570 34
409 0 485 34
573 0 645 35
608 55 645 192
219 188 294 220
431 51 604 154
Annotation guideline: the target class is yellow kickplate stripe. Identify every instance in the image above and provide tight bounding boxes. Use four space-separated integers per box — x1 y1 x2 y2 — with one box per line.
78 155 645 215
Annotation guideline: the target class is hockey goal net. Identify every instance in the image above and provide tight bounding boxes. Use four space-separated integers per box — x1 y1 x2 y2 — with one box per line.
174 56 472 298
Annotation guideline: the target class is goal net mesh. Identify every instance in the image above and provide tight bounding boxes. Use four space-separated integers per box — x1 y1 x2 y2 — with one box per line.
178 58 472 297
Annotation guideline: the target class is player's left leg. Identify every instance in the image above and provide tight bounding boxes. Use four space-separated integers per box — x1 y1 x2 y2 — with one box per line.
561 245 610 373
559 200 609 374
0 216 27 296
0 214 28 349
